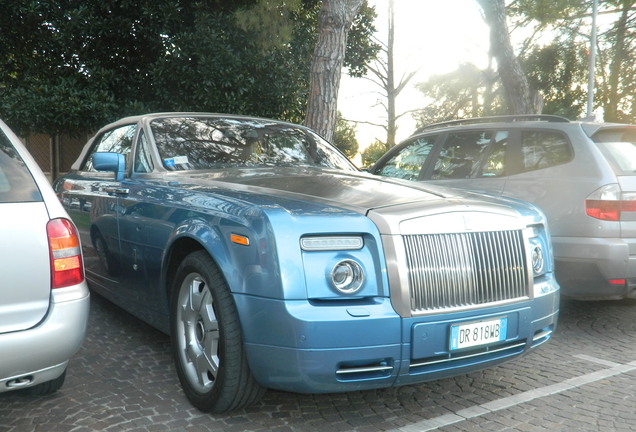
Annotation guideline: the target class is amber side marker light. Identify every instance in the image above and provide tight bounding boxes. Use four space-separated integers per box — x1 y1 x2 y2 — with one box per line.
231 233 250 246
47 218 84 288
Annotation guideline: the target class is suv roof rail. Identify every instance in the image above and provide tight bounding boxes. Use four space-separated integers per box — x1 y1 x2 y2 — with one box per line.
414 114 570 133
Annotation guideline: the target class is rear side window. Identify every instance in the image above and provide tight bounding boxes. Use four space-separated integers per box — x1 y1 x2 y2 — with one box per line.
81 124 136 172
432 131 503 180
596 142 636 174
520 131 573 172
592 127 636 175
0 131 41 202
375 136 437 180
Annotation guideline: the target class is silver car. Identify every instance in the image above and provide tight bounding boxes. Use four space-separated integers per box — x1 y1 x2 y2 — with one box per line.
371 115 636 300
0 119 90 395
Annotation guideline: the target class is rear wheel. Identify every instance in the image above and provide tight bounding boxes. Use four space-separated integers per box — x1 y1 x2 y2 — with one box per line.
170 251 265 412
23 370 66 395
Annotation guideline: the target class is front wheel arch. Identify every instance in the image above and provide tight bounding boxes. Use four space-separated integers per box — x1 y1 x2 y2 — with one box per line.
164 237 206 306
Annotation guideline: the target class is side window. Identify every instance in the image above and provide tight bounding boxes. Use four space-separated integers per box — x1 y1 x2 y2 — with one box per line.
81 124 136 172
0 131 41 202
431 131 495 180
481 131 509 177
134 130 154 173
375 136 437 181
520 130 573 172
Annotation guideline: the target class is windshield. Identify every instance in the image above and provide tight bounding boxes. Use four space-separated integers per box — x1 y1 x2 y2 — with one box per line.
151 117 357 172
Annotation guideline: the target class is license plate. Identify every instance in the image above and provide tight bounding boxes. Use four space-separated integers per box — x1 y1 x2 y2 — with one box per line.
450 317 507 350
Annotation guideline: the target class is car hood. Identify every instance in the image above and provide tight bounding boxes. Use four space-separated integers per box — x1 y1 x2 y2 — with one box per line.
164 167 442 208
161 167 533 217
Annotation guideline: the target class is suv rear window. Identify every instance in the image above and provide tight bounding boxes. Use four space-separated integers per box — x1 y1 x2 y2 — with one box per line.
596 142 636 174
593 127 636 175
0 131 42 203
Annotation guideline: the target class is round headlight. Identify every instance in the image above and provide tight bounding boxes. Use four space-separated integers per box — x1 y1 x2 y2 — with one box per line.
531 244 544 275
331 260 364 294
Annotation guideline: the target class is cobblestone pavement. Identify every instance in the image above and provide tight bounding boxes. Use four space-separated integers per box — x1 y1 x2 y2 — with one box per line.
1 294 635 432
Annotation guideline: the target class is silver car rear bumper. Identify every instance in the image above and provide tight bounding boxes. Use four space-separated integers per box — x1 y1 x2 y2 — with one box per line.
0 283 90 393
553 236 636 299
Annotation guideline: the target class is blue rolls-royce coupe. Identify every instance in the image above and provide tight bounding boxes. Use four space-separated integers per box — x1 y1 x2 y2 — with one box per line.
54 113 559 412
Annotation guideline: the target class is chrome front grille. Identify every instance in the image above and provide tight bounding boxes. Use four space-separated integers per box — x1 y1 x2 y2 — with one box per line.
404 230 529 312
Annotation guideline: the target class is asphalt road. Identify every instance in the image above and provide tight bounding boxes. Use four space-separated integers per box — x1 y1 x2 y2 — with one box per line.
1 294 635 432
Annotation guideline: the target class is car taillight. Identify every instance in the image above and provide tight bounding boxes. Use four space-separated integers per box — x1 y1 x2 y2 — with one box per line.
585 184 636 221
47 218 84 289
608 279 626 286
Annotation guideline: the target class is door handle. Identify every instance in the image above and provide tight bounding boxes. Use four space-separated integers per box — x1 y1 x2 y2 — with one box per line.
103 187 130 195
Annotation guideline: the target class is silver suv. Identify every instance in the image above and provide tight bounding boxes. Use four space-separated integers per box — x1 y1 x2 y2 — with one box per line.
371 115 636 300
0 119 90 394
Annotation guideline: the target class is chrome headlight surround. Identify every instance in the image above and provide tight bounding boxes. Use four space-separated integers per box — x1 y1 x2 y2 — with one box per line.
525 226 548 277
300 235 372 298
531 244 545 276
330 259 365 294
525 224 559 297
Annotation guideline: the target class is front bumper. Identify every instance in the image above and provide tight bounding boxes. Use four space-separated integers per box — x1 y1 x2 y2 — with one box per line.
237 288 559 394
0 283 90 393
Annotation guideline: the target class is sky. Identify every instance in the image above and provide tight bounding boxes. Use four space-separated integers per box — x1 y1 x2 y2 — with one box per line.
337 0 491 159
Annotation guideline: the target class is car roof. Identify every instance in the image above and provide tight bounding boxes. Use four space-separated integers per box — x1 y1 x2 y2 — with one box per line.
413 115 570 134
412 114 634 138
71 112 329 171
98 112 303 134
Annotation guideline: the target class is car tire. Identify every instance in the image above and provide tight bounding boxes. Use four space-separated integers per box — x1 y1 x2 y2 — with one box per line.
23 369 66 395
170 250 265 412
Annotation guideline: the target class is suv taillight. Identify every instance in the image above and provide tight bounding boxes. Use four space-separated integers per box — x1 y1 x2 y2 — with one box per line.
47 218 84 288
585 184 636 221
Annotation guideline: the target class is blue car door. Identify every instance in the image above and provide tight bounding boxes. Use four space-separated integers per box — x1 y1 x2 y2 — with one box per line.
60 124 139 298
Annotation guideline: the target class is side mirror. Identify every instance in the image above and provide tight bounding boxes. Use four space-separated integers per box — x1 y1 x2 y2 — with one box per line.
92 152 126 181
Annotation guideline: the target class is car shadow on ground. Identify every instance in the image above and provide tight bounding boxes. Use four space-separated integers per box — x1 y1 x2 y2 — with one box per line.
1 293 635 432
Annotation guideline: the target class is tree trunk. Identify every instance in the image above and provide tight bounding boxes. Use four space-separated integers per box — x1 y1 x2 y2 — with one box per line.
477 0 531 115
604 0 632 122
305 0 364 142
